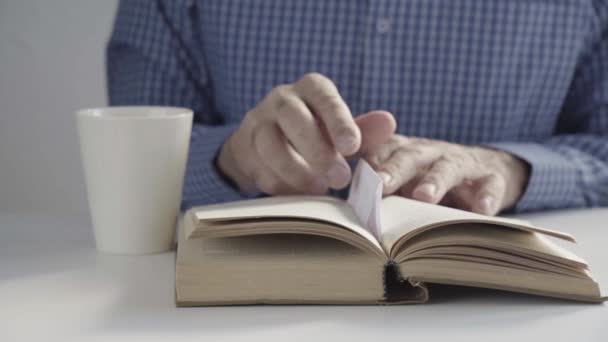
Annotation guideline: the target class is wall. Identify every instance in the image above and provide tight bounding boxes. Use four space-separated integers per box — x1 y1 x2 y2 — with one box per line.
0 0 118 219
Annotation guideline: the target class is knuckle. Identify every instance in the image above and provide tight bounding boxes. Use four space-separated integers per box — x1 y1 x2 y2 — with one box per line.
394 135 409 145
422 174 442 186
312 92 344 112
298 73 341 106
433 159 454 175
299 72 332 87
470 149 486 166
389 151 410 169
440 152 458 163
272 84 294 98
382 162 401 176
451 161 466 176
272 90 300 112
383 135 404 149
408 147 427 158
243 109 262 129
275 96 301 115
414 137 432 146
397 148 426 168
459 152 476 167
311 93 348 116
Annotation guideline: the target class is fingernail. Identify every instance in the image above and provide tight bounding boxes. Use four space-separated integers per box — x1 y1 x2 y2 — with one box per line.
336 134 358 154
327 160 351 189
479 196 494 215
415 183 437 201
378 171 392 186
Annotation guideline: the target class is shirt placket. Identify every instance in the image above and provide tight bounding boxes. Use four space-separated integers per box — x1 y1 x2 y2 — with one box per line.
358 0 393 115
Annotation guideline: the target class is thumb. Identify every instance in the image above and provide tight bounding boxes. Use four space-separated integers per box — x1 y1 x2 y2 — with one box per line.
355 110 396 153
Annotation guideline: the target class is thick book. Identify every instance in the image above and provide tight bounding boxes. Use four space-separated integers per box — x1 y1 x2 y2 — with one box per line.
176 161 606 306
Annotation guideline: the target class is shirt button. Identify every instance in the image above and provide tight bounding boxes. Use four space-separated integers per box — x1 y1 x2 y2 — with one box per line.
376 18 391 33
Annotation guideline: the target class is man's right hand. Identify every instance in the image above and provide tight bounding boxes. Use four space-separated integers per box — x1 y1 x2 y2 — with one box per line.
217 73 396 195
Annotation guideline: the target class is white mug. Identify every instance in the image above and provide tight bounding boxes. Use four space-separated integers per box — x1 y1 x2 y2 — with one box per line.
77 106 193 254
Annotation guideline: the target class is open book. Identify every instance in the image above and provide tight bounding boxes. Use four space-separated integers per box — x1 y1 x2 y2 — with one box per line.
176 161 606 305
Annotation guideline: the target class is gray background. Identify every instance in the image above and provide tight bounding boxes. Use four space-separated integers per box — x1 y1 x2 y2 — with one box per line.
0 0 118 219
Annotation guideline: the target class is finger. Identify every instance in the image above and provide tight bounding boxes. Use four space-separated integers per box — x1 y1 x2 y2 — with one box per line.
253 169 303 195
377 145 443 195
438 192 458 208
471 174 506 216
294 73 360 156
397 174 424 198
412 157 471 204
274 93 350 189
355 110 397 153
253 123 328 195
245 138 296 195
441 182 477 211
365 136 427 170
326 156 351 190
363 135 403 169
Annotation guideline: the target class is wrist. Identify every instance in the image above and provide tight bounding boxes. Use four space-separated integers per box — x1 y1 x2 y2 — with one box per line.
496 150 530 210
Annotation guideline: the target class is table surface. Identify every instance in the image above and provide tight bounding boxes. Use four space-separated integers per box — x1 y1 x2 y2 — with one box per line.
1 208 607 342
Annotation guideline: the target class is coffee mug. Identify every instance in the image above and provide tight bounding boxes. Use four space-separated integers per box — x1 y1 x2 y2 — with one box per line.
77 106 193 254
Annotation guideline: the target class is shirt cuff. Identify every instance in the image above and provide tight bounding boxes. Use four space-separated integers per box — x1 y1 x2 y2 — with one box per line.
484 142 584 213
181 124 260 210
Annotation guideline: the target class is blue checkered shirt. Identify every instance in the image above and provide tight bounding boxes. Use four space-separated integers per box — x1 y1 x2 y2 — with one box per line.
107 0 608 212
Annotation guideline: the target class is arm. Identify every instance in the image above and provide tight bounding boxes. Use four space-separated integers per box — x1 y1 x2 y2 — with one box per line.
488 3 608 212
106 0 245 209
363 4 607 215
107 1 397 211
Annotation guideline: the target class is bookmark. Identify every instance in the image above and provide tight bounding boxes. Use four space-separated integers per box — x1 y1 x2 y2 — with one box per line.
347 159 383 238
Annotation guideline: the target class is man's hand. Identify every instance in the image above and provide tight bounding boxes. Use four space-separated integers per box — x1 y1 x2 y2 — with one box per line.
217 73 396 195
364 135 529 215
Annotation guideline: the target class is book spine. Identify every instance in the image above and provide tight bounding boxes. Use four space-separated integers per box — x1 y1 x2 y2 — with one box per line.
383 261 402 301
383 261 429 303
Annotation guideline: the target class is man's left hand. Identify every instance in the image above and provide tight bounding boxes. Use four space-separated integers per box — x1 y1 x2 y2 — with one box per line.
364 135 529 215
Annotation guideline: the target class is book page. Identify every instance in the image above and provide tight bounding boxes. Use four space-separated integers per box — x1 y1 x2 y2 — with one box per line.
393 222 588 267
189 195 384 254
177 221 385 305
379 196 575 254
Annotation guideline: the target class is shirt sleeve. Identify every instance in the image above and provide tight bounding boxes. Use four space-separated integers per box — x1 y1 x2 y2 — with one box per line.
106 0 254 209
488 3 608 212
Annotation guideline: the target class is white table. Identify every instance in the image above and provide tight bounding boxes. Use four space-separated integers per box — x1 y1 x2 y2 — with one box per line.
1 209 607 342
